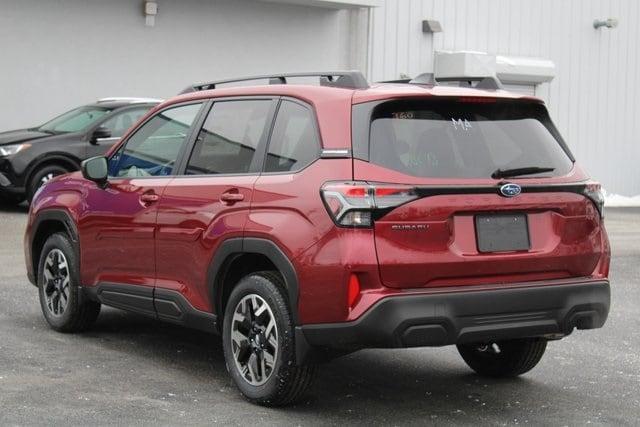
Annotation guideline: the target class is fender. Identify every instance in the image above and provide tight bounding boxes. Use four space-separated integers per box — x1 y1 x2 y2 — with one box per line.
207 237 300 325
28 209 79 285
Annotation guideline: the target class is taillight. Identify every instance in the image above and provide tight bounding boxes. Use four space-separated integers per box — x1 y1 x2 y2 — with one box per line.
583 182 605 218
320 181 418 227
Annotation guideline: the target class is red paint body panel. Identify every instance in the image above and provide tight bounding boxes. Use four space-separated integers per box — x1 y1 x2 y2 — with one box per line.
155 175 257 312
246 160 352 261
373 193 602 288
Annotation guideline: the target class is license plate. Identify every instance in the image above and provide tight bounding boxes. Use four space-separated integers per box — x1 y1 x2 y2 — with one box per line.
475 214 530 253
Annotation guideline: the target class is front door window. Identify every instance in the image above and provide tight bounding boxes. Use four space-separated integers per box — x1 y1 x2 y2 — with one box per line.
108 103 203 178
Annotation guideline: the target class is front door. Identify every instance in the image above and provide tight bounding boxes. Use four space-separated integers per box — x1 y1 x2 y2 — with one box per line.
79 102 204 314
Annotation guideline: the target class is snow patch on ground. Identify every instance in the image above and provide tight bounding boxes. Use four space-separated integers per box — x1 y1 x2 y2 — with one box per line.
605 192 640 207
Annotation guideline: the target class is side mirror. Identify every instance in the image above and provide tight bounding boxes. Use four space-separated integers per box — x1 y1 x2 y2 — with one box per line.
90 126 112 144
81 156 108 188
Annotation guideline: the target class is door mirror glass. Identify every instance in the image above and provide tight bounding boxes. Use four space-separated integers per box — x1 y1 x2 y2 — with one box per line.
81 156 108 186
91 126 112 143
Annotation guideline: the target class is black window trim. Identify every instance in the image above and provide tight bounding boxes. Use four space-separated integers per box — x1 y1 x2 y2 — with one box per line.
106 100 209 181
258 96 323 176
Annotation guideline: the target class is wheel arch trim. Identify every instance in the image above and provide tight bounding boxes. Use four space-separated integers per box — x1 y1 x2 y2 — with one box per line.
25 154 81 191
207 237 300 326
29 209 79 285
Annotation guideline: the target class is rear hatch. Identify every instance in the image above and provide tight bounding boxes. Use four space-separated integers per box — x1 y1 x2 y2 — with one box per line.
351 96 605 288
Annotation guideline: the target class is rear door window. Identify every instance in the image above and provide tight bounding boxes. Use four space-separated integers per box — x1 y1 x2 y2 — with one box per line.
264 100 320 172
367 99 573 178
186 100 272 175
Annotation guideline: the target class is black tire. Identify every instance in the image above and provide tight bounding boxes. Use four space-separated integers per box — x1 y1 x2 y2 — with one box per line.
457 338 547 378
222 271 316 406
37 233 100 332
28 164 70 202
0 194 25 206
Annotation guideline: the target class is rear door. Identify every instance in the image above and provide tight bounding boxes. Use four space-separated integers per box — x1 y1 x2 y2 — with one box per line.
352 97 604 288
154 98 277 313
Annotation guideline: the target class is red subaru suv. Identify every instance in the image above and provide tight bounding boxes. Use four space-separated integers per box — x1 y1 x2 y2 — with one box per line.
24 71 610 406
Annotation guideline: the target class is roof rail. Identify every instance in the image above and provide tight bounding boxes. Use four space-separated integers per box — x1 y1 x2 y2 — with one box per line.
180 71 369 94
97 97 163 104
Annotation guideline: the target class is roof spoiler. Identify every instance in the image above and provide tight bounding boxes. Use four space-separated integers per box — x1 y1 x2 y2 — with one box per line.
179 71 369 94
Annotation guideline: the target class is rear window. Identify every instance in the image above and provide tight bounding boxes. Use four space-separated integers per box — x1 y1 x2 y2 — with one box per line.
366 99 573 179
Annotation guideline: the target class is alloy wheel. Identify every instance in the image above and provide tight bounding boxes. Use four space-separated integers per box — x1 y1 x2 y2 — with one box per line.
39 172 57 187
477 343 502 354
42 249 70 317
230 294 278 386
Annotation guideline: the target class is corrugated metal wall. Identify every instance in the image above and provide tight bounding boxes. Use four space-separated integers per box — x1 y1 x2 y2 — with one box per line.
368 0 640 196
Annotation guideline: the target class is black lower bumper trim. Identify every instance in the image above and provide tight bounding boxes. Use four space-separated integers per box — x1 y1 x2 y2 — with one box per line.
300 281 610 352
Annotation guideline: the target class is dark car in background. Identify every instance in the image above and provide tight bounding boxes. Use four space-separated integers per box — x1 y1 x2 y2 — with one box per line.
0 97 160 204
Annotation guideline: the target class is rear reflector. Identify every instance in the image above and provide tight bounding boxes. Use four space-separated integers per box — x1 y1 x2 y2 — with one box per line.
348 274 361 308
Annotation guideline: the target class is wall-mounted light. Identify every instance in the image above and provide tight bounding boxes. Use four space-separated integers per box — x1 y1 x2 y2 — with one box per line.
144 1 158 27
593 18 618 29
422 19 442 34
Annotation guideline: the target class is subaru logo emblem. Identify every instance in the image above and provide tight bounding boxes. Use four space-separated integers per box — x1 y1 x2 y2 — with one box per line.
500 183 521 197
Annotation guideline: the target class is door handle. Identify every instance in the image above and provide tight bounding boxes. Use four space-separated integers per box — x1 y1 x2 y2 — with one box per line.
140 193 160 204
220 191 245 204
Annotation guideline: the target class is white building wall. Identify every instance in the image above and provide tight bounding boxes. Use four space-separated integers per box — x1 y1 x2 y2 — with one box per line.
0 0 363 129
368 0 640 196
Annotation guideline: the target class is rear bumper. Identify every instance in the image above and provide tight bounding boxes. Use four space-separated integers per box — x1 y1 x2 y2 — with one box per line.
298 281 610 355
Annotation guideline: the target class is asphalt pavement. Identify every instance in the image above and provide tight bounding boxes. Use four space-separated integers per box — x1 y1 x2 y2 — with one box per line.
0 204 638 426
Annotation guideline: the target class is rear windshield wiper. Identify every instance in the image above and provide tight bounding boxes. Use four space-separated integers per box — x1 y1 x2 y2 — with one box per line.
491 166 555 179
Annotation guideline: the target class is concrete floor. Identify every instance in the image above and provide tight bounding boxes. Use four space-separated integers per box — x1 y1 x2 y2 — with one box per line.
0 205 638 426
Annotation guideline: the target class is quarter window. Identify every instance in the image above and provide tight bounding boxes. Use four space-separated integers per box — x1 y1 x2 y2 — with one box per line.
108 103 202 178
186 100 271 175
264 101 320 172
